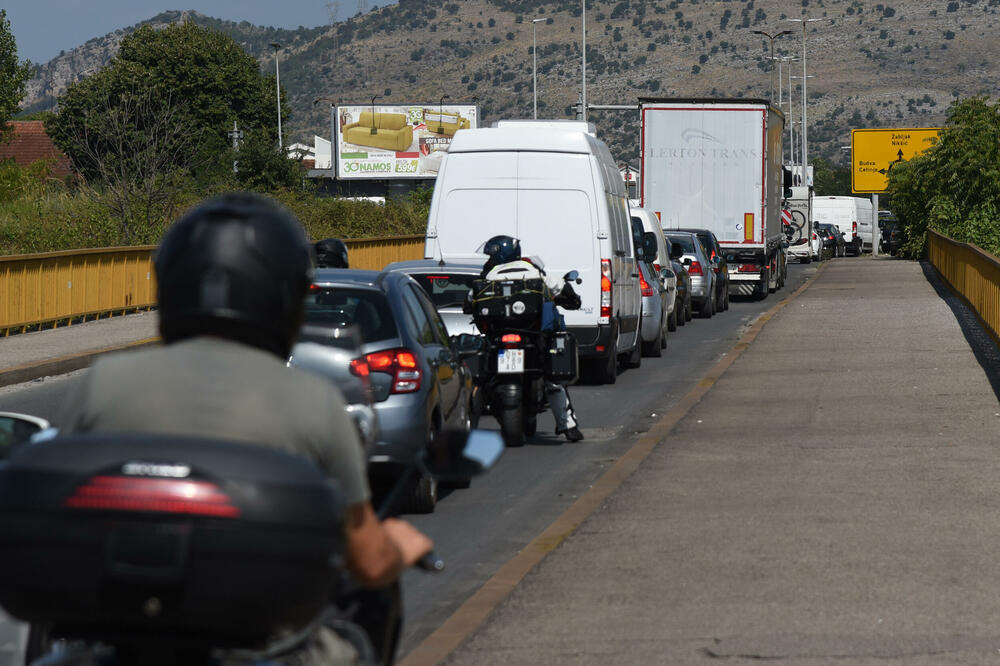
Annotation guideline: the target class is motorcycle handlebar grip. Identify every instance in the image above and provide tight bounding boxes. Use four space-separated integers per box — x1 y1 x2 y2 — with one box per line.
416 552 446 573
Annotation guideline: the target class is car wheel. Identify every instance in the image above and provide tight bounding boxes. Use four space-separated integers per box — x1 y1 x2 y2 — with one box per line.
668 305 678 332
722 287 730 311
700 292 714 318
642 318 663 357
593 326 618 385
624 330 642 368
685 298 693 322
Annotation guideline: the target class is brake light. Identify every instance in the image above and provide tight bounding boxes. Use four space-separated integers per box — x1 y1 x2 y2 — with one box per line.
852 221 858 235
365 348 422 394
653 263 661 273
600 258 612 324
738 264 762 273
64 476 240 518
639 272 654 297
687 260 703 275
501 333 522 345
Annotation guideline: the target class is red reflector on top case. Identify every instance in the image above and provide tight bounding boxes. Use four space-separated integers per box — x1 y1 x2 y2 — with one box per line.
64 476 240 518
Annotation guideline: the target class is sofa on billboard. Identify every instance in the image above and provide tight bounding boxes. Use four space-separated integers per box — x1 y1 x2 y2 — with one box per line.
342 111 415 151
423 110 471 136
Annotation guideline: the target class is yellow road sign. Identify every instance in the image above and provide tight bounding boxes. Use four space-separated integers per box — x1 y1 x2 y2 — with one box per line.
851 127 940 194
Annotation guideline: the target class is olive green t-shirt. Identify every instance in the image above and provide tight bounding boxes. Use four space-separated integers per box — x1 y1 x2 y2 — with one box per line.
61 336 370 506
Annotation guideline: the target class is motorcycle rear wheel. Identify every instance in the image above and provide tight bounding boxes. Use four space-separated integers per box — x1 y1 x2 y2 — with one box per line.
499 402 525 447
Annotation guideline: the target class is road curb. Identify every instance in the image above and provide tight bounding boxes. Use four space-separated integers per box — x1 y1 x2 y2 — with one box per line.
398 262 827 666
0 338 161 389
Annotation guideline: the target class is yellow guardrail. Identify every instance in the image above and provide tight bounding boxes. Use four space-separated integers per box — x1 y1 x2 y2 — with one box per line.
0 235 426 335
927 229 1000 341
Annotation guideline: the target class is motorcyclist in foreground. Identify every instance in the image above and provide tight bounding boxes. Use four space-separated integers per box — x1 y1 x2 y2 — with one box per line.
58 192 432 662
475 235 584 442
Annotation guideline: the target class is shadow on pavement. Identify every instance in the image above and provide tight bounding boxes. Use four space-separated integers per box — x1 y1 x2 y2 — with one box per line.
922 260 1000 401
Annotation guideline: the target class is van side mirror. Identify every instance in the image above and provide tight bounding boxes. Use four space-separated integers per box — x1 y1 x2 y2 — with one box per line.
641 232 658 262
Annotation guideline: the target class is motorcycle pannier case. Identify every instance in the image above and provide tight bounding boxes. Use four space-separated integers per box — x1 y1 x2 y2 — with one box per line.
470 278 545 329
0 433 346 646
545 331 579 383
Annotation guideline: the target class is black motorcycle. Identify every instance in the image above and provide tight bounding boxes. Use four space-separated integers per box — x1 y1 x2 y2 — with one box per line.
0 416 503 666
466 273 580 447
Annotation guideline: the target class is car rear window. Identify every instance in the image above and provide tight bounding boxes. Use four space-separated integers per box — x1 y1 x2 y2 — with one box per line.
665 234 696 253
411 273 478 309
304 287 397 343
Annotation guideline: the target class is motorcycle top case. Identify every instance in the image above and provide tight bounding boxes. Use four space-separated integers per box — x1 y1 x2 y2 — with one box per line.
0 433 346 646
470 278 546 330
545 331 579 383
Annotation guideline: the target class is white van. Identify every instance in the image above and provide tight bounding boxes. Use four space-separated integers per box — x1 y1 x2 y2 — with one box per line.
424 126 641 384
813 196 872 256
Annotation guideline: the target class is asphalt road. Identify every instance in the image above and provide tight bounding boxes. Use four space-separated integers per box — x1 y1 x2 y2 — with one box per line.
0 262 816 662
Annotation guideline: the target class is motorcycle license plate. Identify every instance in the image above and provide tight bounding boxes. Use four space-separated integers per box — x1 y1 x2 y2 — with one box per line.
497 349 524 374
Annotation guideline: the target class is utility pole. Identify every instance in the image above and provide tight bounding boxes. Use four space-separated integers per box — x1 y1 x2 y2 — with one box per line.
581 0 587 122
532 18 546 119
788 18 822 187
270 42 283 151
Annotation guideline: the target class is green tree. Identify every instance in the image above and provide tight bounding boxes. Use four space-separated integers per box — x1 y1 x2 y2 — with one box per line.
888 97 1000 258
0 9 32 143
812 157 852 196
47 21 287 184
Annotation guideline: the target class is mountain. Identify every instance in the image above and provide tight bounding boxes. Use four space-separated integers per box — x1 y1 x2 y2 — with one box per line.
19 0 1000 166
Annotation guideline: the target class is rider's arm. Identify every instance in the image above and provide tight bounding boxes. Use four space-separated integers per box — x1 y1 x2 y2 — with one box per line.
344 503 432 588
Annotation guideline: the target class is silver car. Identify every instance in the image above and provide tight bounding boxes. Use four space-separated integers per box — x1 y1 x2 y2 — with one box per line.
288 324 378 458
664 231 718 318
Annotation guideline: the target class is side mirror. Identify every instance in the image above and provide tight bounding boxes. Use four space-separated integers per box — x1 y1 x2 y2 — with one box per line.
641 232 659 262
711 256 721 265
0 412 51 460
782 166 793 189
451 333 484 356
422 429 504 482
683 257 692 267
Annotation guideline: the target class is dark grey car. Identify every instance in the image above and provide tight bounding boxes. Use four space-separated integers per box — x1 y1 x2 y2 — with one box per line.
306 269 473 513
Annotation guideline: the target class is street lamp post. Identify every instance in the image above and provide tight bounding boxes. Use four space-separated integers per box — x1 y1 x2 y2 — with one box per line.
751 29 793 101
791 74 814 184
270 42 283 151
787 17 822 186
532 18 546 119
776 55 798 164
581 0 587 121
438 95 450 134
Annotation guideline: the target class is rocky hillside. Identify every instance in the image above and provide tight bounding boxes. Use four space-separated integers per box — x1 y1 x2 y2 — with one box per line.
20 0 1000 166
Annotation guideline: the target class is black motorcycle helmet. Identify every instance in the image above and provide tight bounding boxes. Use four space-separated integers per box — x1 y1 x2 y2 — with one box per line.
314 238 349 269
481 235 521 274
155 192 314 359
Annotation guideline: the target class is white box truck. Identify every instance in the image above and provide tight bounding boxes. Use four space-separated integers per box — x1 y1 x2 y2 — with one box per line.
640 98 786 299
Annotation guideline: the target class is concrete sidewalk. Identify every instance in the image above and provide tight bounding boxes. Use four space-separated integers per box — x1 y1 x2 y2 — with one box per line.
445 258 1000 665
0 312 158 387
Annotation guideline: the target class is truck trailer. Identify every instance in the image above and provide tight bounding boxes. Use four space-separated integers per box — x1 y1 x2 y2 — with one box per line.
640 98 785 299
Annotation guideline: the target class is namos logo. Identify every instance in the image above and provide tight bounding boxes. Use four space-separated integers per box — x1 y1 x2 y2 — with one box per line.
343 161 393 173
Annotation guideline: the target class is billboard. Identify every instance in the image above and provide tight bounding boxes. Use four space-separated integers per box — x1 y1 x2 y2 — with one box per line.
335 104 478 179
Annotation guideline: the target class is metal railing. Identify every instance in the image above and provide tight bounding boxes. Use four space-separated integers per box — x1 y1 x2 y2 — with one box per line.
927 229 1000 340
0 235 426 335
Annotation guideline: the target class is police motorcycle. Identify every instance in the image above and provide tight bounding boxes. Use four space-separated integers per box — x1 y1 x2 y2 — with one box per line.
463 243 582 447
0 413 503 666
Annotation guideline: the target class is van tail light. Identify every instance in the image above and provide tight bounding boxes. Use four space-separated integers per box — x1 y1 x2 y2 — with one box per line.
64 476 240 518
365 348 422 394
852 221 858 235
501 333 522 346
687 260 703 275
738 264 762 273
639 272 654 297
600 259 613 324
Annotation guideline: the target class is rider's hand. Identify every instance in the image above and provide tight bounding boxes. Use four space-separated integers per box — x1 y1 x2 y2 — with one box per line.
382 517 433 568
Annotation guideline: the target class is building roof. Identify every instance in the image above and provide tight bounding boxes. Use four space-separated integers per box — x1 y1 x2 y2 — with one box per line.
0 121 73 178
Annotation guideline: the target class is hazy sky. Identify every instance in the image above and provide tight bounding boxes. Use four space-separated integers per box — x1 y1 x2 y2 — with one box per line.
6 1 392 64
